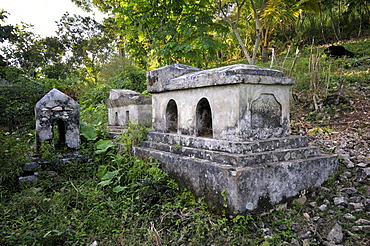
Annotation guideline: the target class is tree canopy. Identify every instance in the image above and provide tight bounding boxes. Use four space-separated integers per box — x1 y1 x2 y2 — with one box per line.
1 0 369 79
68 0 369 67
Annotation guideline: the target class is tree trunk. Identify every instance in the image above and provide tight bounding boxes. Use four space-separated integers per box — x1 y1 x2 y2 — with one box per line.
250 0 265 65
251 27 261 65
216 0 253 64
261 45 268 63
231 25 252 64
329 8 339 41
118 35 125 57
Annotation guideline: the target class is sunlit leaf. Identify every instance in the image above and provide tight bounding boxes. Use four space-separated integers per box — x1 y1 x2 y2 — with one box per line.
95 139 115 154
113 185 128 192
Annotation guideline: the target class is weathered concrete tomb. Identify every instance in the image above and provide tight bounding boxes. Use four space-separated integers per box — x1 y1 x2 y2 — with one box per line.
133 64 338 214
106 89 152 134
35 88 80 150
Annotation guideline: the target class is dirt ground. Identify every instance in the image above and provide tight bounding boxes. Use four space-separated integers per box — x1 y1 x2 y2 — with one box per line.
286 86 370 245
291 85 370 145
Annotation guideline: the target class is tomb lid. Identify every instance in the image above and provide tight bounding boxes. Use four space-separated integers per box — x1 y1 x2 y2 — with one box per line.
35 88 78 109
106 89 151 108
147 64 296 93
147 64 202 88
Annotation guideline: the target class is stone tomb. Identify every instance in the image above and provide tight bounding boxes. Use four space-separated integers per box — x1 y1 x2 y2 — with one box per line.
133 64 338 214
35 88 80 150
106 89 152 127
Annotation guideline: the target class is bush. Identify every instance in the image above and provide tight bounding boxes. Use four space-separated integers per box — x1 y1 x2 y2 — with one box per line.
0 78 50 131
99 56 147 93
0 130 33 197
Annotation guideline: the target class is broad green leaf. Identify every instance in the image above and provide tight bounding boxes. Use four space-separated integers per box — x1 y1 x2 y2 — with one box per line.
97 165 107 178
113 185 127 193
97 180 112 187
80 121 98 141
101 170 118 181
95 139 115 154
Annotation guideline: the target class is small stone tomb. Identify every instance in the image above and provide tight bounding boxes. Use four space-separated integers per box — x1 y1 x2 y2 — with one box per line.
35 88 80 150
106 89 152 134
133 64 338 214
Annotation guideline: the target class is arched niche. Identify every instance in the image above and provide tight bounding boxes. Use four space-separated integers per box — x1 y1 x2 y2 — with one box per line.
166 99 178 133
196 98 213 137
114 112 119 126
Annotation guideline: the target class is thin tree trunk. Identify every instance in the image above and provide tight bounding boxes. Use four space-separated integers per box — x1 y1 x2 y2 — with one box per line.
261 29 269 63
261 46 268 63
215 0 252 64
251 27 261 65
319 14 327 43
329 8 339 41
118 35 125 58
232 25 252 64
357 10 362 38
337 0 341 39
250 0 265 65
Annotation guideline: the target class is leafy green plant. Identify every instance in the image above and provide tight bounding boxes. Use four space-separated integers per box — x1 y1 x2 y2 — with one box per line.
221 189 229 201
79 84 110 139
173 143 183 149
94 139 115 154
116 121 150 155
80 121 98 141
0 130 32 196
308 126 335 135
39 140 56 161
0 78 51 131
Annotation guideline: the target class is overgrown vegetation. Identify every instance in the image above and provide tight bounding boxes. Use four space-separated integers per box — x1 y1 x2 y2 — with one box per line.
0 121 317 245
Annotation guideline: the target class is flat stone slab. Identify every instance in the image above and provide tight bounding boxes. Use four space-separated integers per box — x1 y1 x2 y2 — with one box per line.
19 175 38 183
140 141 320 167
147 64 295 93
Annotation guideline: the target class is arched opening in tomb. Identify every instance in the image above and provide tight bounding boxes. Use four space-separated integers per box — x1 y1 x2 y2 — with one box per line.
196 98 213 138
52 119 66 149
166 99 178 133
126 110 130 123
114 112 119 126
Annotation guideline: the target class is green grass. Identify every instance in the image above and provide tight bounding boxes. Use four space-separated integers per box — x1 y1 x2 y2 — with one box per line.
258 39 370 94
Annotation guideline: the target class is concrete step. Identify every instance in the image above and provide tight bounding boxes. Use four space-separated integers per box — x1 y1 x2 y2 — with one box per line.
140 141 320 167
109 126 127 136
146 132 309 154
